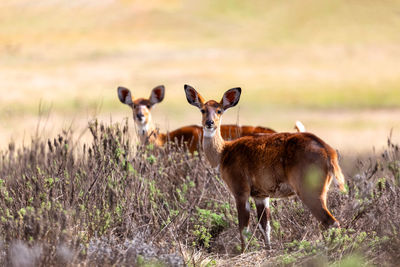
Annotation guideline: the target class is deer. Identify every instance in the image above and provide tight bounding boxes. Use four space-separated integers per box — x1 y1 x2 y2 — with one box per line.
184 84 346 252
117 85 281 153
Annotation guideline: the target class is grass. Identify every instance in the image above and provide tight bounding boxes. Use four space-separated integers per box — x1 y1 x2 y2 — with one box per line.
0 121 399 266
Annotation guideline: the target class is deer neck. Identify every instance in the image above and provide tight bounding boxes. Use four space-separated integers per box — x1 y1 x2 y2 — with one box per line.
136 122 153 143
202 127 225 168
136 122 166 147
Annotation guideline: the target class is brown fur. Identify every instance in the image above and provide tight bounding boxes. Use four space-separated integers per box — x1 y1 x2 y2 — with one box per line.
184 84 346 252
220 132 343 226
166 124 275 154
139 123 275 153
221 125 275 140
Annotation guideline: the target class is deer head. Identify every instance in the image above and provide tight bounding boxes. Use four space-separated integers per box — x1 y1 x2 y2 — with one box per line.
118 85 165 134
184 84 241 137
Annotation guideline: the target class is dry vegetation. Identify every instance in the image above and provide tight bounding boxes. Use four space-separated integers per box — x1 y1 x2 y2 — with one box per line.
0 121 399 266
1 1 400 265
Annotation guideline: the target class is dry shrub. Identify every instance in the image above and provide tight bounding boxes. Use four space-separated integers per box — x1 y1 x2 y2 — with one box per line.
0 120 236 265
0 120 399 266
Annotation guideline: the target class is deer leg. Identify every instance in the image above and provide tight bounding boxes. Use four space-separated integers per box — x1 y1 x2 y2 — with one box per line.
289 171 338 228
300 193 338 228
235 195 250 253
255 197 271 249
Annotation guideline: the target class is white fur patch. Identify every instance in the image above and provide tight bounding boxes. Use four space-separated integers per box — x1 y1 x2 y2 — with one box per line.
137 123 149 136
255 197 270 209
137 106 147 118
135 105 150 126
203 128 216 138
257 218 271 247
295 120 306 133
266 220 271 246
245 201 250 212
264 197 270 209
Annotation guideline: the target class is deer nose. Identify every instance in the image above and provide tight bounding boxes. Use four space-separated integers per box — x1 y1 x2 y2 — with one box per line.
205 120 214 128
136 113 144 120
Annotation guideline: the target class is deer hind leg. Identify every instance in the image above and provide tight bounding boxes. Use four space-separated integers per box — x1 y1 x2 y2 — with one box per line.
300 192 338 228
255 197 271 249
289 170 338 228
235 195 250 253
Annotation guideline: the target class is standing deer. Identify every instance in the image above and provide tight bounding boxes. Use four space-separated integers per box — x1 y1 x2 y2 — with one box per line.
117 85 278 153
184 84 345 252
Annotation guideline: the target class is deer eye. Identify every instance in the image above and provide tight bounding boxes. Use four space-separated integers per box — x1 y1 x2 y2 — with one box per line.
201 109 206 114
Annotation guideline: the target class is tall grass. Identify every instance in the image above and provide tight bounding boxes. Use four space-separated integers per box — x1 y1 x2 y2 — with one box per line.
0 120 399 266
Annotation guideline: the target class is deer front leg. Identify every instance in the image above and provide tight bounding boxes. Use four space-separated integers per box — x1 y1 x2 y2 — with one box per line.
235 195 250 253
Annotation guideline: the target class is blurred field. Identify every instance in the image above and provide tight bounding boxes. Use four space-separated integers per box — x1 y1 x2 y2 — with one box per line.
1 0 400 152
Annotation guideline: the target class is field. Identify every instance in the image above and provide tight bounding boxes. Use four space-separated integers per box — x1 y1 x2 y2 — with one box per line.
1 0 400 266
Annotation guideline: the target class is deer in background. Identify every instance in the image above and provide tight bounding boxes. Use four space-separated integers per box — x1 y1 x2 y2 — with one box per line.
117 85 283 153
184 84 345 252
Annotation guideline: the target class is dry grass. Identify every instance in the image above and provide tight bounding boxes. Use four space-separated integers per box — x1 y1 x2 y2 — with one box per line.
0 121 399 266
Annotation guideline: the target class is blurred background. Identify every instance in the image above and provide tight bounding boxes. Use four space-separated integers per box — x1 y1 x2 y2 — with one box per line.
1 0 400 154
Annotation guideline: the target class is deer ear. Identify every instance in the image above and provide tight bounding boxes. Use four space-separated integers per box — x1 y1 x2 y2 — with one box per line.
184 84 205 109
118 86 134 105
149 85 165 105
221 87 241 110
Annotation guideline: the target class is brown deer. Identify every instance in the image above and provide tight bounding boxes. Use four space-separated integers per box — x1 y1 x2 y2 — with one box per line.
117 85 278 152
184 84 345 252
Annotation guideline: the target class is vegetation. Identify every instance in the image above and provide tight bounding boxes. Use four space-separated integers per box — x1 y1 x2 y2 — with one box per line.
1 0 400 150
0 121 399 266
